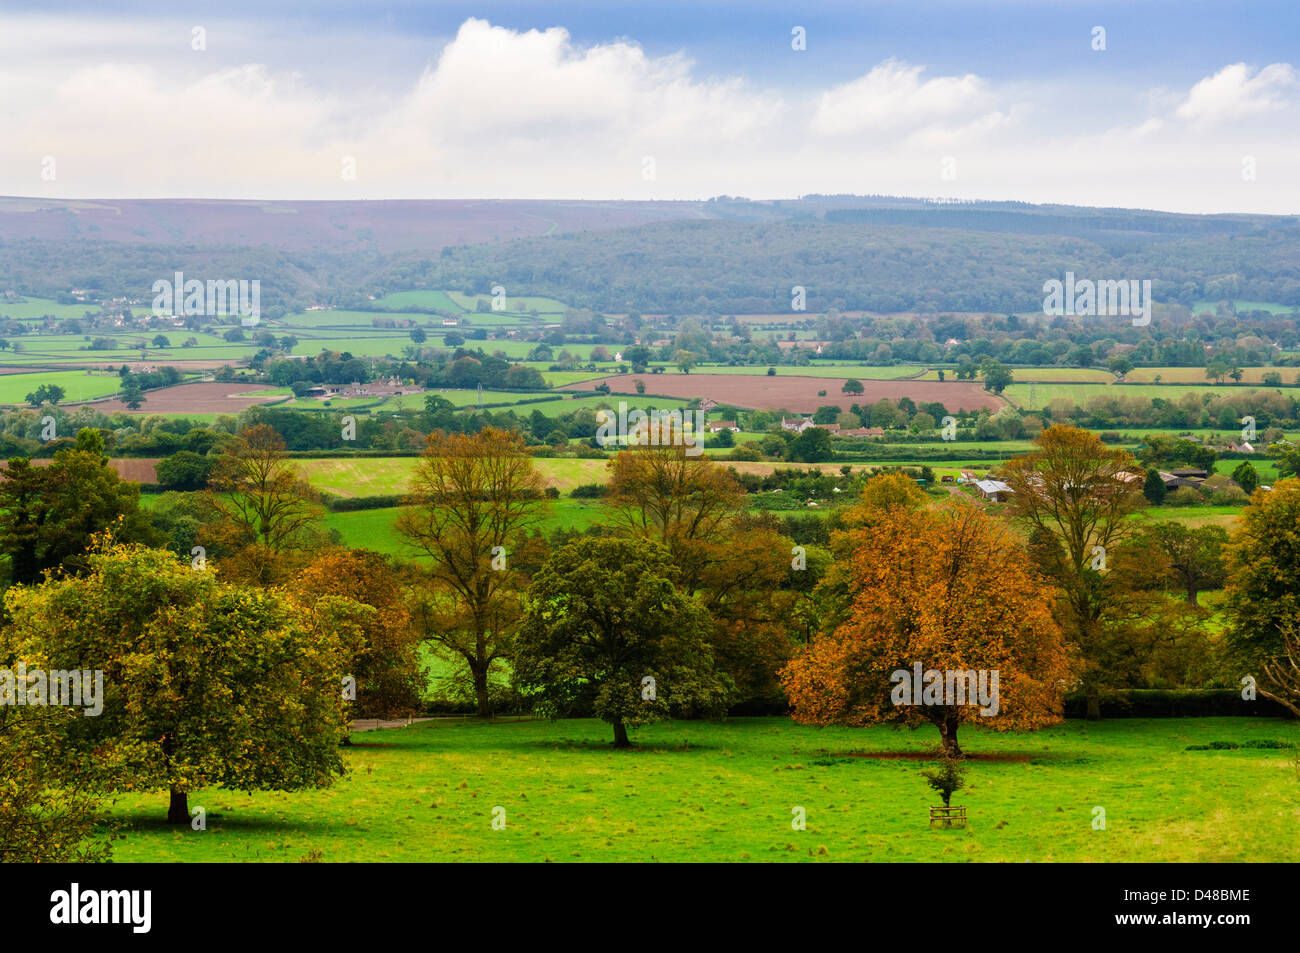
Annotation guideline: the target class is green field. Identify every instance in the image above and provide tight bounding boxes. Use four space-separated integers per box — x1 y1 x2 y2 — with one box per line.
0 369 125 404
1005 381 1280 410
1124 366 1300 385
0 296 103 321
1192 300 1298 316
447 291 568 314
371 291 466 312
301 456 617 498
322 497 608 553
102 715 1300 862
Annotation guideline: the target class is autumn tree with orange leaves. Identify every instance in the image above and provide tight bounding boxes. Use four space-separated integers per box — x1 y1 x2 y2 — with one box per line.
782 501 1073 755
294 549 424 720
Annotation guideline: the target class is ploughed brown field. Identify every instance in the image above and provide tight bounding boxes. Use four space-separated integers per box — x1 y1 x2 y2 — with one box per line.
562 373 1007 413
86 382 284 414
0 458 158 482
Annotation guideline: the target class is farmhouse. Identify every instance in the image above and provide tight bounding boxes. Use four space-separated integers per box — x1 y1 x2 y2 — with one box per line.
781 416 839 433
705 420 739 433
782 417 816 432
314 376 425 400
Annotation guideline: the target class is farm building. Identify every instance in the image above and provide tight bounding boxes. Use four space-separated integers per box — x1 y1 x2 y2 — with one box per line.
973 479 1014 502
781 417 839 434
1159 468 1208 489
706 420 739 433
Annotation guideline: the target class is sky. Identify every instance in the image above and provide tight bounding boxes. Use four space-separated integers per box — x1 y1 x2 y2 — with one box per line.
1 0 1298 212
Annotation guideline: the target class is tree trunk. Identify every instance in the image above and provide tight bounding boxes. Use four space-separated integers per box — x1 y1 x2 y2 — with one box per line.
612 719 631 749
1186 584 1199 605
938 714 961 757
167 787 189 825
1085 688 1101 720
473 668 491 718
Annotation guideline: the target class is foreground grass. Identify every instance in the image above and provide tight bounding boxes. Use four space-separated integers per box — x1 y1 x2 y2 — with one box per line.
104 716 1299 862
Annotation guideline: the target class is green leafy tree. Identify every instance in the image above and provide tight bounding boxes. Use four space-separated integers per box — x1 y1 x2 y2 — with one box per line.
2 543 350 823
0 708 116 861
1143 467 1167 505
120 380 145 410
397 427 546 716
1130 522 1228 604
25 384 65 407
155 450 217 490
1107 356 1134 378
203 424 326 586
788 426 834 462
922 753 966 809
1224 479 1300 672
1002 426 1147 719
1231 461 1259 495
0 444 156 585
978 358 1013 395
1277 445 1300 480
516 537 726 747
841 379 864 395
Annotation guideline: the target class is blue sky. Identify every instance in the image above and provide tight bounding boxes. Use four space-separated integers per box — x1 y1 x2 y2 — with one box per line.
2 1 1297 210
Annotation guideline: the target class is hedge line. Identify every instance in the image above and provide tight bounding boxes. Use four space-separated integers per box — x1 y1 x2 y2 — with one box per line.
1062 689 1294 718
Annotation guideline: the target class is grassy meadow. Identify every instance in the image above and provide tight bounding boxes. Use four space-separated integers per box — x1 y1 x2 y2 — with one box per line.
102 715 1300 863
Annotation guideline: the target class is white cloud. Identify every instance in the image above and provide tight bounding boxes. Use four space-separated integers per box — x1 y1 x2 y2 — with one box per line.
810 60 1001 138
0 15 1298 213
1175 62 1297 127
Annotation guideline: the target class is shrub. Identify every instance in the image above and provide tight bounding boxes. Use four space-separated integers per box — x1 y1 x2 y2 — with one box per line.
1209 486 1248 506
1166 486 1203 507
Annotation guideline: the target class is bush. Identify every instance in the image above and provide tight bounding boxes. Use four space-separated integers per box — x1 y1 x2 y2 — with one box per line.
1186 740 1294 751
570 483 608 498
1165 486 1203 507
1209 486 1248 505
728 445 762 461
154 450 217 490
321 493 407 511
